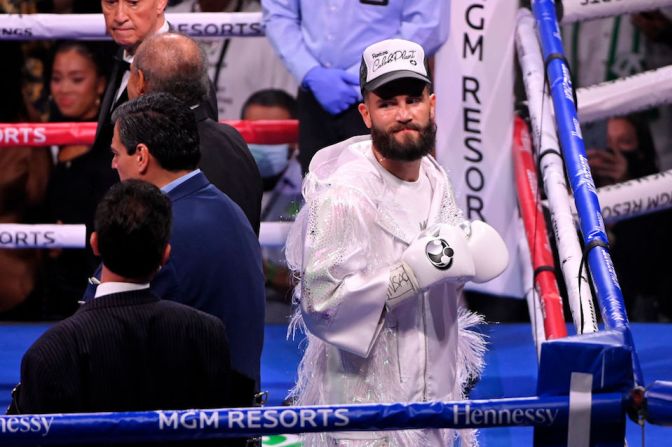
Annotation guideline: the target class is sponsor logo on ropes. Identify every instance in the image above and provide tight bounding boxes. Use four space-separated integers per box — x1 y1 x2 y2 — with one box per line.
0 231 56 247
175 22 263 37
1 28 32 37
452 405 559 426
576 154 597 195
0 416 53 437
579 0 624 6
561 64 574 103
158 408 350 431
0 127 47 145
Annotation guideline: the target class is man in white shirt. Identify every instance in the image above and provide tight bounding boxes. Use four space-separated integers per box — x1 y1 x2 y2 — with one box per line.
93 0 217 153
285 38 509 446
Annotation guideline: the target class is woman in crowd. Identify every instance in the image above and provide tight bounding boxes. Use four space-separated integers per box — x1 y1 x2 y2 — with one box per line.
44 42 118 318
587 115 672 321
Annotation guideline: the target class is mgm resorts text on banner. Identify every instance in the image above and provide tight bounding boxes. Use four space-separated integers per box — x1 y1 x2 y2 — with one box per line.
435 0 523 298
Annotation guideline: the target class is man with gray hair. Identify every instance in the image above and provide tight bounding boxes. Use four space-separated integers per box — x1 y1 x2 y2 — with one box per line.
92 0 218 155
128 32 262 233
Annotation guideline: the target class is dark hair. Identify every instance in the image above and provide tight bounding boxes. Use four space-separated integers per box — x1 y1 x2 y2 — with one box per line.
94 179 172 281
620 114 659 178
240 89 297 119
111 92 201 171
51 41 106 78
134 32 208 106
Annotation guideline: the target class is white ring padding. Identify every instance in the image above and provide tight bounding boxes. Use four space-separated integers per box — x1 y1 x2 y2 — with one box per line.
516 8 597 335
561 0 672 24
0 224 86 249
259 221 293 248
0 12 263 40
577 65 672 124
567 372 593 447
568 169 672 225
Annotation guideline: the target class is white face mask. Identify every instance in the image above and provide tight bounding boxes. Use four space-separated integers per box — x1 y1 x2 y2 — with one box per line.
248 144 291 178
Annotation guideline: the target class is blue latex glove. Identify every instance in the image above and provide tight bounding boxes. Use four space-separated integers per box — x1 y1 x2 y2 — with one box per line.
302 66 360 115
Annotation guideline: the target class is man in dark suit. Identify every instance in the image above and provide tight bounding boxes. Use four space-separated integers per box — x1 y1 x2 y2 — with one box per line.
105 92 265 407
128 32 263 234
93 0 217 154
9 179 232 415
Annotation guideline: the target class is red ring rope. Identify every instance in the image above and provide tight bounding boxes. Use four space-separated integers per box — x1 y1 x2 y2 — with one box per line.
0 120 298 147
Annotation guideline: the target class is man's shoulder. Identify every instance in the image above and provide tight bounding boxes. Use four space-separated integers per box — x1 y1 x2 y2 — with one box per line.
170 175 243 217
152 299 227 332
200 117 244 140
23 316 83 361
198 119 250 156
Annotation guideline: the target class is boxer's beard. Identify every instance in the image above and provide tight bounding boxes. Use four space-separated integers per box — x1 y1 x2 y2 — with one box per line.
371 119 437 161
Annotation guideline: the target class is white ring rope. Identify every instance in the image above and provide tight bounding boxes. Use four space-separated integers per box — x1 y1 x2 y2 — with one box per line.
516 9 597 334
0 222 288 249
0 12 263 40
561 0 672 25
258 221 293 248
567 169 672 224
0 224 85 249
576 65 672 123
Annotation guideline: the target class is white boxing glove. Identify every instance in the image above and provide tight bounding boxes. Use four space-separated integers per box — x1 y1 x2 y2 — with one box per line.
465 220 509 283
387 224 475 306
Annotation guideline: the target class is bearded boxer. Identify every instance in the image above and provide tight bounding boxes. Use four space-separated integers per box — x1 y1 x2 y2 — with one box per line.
285 38 509 447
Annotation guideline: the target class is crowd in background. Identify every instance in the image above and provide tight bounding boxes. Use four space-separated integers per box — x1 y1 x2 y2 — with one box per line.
1 0 672 324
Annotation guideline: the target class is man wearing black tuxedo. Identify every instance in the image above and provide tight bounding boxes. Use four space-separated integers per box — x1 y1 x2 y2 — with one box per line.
9 180 233 429
93 0 217 154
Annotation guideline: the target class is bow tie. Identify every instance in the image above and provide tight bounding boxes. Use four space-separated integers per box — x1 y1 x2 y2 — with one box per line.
114 55 131 72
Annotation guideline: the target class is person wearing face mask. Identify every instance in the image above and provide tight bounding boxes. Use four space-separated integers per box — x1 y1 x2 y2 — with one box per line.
586 115 672 321
241 89 297 192
241 89 300 307
43 42 119 318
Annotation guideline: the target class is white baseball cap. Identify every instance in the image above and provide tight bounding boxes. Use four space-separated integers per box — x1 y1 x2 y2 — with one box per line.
360 38 431 92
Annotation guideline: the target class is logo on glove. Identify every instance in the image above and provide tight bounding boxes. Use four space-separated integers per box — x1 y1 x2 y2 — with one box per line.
425 238 454 270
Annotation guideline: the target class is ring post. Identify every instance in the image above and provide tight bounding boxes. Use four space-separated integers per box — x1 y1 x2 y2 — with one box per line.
534 330 635 446
531 0 643 386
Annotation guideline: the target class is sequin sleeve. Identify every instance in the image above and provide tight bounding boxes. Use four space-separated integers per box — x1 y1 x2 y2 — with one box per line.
296 185 392 358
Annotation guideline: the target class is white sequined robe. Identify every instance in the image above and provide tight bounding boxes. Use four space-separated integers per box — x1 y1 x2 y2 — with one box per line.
286 136 485 446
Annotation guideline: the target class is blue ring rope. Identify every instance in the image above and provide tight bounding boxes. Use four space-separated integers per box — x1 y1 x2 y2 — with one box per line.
0 395 626 445
530 0 643 385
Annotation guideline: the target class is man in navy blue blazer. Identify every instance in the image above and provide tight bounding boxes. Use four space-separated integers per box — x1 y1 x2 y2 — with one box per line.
91 92 265 407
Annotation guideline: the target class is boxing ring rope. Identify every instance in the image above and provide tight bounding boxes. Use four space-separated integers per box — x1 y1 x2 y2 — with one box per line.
0 13 264 40
532 0 643 383
0 224 85 249
518 230 548 358
568 169 672 224
577 66 672 124
2 6 672 446
0 120 298 248
0 394 630 445
559 0 672 25
513 116 567 342
0 120 298 147
516 9 597 336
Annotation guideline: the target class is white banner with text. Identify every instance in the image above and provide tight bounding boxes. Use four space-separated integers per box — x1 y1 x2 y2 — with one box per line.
435 0 523 297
